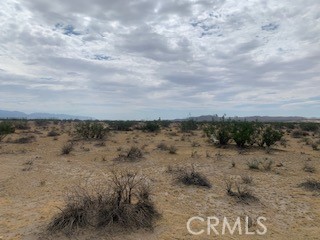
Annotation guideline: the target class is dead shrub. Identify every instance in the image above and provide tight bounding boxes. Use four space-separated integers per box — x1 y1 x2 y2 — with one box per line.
170 165 211 188
241 175 253 184
299 179 320 191
168 145 177 154
47 171 160 235
114 147 143 162
61 143 73 155
13 135 36 144
226 180 258 203
303 163 316 173
157 142 168 151
247 158 273 171
48 130 60 137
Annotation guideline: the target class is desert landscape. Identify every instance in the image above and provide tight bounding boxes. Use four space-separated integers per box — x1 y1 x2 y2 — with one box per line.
0 119 319 240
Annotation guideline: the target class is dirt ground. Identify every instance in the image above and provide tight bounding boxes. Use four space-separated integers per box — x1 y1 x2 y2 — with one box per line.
0 121 320 240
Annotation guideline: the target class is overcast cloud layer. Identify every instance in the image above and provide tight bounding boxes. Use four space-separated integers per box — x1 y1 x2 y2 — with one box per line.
0 0 319 119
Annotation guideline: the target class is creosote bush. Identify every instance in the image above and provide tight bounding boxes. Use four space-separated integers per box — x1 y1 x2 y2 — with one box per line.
204 120 283 148
47 171 160 235
0 121 15 142
13 121 30 130
180 119 198 133
108 121 136 131
142 121 160 132
76 121 107 140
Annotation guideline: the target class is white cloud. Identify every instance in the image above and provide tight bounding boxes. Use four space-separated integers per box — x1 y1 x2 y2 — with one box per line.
0 0 319 119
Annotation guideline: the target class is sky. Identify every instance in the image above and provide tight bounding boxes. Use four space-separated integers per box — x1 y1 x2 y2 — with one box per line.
0 0 319 120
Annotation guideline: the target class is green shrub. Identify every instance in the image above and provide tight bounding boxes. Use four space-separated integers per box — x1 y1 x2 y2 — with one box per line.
180 119 197 132
13 121 30 130
292 130 308 138
231 121 255 148
109 121 136 131
262 127 283 147
204 121 232 145
158 120 171 128
143 121 160 132
299 122 319 132
0 121 15 141
75 122 107 139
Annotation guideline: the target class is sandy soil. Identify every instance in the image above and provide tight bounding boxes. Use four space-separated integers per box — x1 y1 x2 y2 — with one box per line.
0 122 320 240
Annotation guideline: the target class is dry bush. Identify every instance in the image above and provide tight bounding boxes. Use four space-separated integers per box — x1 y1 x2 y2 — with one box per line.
226 179 258 203
247 158 273 171
13 135 36 144
247 159 260 170
47 171 160 235
97 172 159 229
48 130 60 137
241 175 253 184
168 145 177 154
169 165 211 188
157 142 168 151
114 147 143 162
22 159 34 171
303 163 316 173
61 143 73 155
299 179 320 191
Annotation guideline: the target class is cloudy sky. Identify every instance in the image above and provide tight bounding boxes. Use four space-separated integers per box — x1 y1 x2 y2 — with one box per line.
0 0 319 119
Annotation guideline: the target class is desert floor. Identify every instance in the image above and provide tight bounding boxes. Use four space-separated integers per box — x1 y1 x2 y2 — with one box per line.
0 122 320 240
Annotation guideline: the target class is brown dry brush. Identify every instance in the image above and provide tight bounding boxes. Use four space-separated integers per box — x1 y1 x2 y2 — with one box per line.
169 165 212 188
225 179 258 203
47 171 160 235
114 146 143 162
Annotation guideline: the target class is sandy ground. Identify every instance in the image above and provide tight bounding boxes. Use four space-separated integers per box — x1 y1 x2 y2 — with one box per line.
0 122 320 240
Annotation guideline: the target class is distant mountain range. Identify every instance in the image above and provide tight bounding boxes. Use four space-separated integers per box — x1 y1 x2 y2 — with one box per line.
177 115 320 122
0 110 92 120
1 110 319 122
